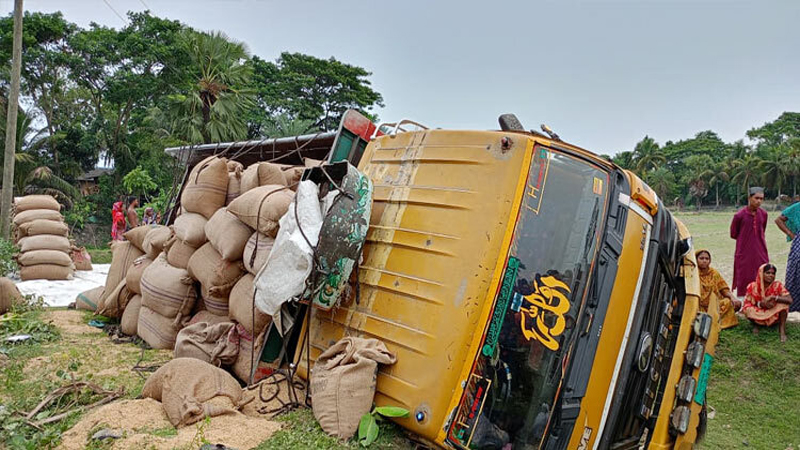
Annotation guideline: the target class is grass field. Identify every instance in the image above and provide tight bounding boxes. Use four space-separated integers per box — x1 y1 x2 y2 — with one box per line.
676 209 800 450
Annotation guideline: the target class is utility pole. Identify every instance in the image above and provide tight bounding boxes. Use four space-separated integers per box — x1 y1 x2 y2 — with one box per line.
1 0 23 239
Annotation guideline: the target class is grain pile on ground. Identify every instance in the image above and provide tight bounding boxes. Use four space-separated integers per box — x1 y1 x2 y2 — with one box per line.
13 195 75 281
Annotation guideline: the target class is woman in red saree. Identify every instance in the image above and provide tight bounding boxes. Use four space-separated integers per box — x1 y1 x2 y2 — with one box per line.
742 263 792 342
110 201 125 241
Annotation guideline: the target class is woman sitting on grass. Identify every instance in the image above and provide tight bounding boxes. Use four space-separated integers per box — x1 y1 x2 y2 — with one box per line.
742 263 792 342
696 249 741 329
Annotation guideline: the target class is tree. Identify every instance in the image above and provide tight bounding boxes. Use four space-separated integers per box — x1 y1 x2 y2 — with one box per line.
747 112 800 148
644 167 676 202
122 165 157 200
167 30 253 144
632 136 665 175
683 154 714 209
260 113 318 138
707 161 730 208
611 151 634 170
759 148 789 201
730 154 763 204
249 53 384 132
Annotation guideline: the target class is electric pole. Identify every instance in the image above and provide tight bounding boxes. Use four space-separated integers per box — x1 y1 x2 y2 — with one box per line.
1 0 23 239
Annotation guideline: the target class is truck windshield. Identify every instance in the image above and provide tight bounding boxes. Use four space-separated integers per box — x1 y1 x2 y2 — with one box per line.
447 146 609 449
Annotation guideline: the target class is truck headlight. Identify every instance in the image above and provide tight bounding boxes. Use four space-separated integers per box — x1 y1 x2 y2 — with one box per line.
676 375 696 402
693 313 712 340
670 405 691 434
685 341 705 368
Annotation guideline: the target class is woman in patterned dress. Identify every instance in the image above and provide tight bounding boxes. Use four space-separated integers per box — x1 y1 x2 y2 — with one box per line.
696 249 741 329
742 263 791 342
775 200 800 312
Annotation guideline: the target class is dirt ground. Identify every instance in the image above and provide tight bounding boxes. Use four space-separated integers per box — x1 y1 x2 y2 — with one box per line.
32 309 285 450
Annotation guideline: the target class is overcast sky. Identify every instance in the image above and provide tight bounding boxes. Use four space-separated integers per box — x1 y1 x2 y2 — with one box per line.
1 0 798 155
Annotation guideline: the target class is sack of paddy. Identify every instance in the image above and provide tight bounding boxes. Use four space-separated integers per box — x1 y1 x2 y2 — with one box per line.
96 279 134 319
226 165 243 205
17 235 71 253
125 256 153 295
172 212 208 248
142 357 244 427
166 238 197 270
188 310 231 327
187 243 244 299
280 166 306 188
205 209 252 261
227 160 243 173
120 294 142 336
137 305 182 350
242 232 274 275
174 321 237 367
123 225 151 252
228 323 266 385
142 225 173 259
14 195 61 213
104 241 145 295
1 277 24 315
227 185 294 237
240 162 286 193
310 337 398 439
181 155 229 219
13 208 63 226
141 254 197 321
20 264 73 281
70 246 93 271
199 289 230 316
17 219 68 238
229 274 271 336
18 249 73 267
75 286 104 312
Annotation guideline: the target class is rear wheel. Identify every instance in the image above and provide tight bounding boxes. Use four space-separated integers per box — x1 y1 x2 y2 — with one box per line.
696 402 708 442
498 114 524 131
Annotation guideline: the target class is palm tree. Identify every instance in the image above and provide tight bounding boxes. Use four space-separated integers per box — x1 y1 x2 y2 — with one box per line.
632 136 666 175
683 154 714 210
169 31 254 144
708 162 730 208
730 154 763 205
760 149 789 202
644 167 675 201
261 114 318 138
783 138 800 196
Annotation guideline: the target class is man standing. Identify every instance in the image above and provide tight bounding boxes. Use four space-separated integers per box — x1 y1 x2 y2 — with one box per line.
730 187 769 296
126 196 140 230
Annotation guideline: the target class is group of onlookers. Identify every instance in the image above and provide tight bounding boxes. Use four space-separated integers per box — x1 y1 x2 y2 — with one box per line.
111 197 159 241
699 187 800 343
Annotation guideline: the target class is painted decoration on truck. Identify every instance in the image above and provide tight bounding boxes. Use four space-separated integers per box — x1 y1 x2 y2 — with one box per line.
519 274 572 351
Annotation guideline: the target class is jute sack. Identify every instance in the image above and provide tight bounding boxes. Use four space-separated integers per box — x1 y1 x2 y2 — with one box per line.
229 274 271 336
174 321 237 367
18 249 73 267
181 155 228 219
310 337 397 439
228 323 266 385
205 209 252 261
104 241 145 296
1 277 24 315
75 286 104 312
240 162 286 193
96 279 133 319
70 246 93 271
14 195 60 213
166 238 197 270
125 256 153 295
242 232 274 275
226 170 242 205
227 185 294 237
18 235 71 253
143 225 173 259
187 243 244 298
188 310 231 327
280 166 305 188
142 357 243 427
17 219 68 238
172 213 208 248
124 226 152 252
227 160 243 173
121 294 142 336
20 264 73 281
137 305 181 350
200 290 230 316
13 209 63 226
140 254 197 322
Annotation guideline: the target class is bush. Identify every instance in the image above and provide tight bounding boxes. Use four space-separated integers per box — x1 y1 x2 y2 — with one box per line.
0 238 18 276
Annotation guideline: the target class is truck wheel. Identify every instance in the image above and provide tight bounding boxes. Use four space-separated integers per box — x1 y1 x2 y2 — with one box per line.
696 402 708 442
498 114 524 131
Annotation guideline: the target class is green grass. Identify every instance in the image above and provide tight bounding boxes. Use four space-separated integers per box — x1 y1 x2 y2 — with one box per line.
85 246 112 264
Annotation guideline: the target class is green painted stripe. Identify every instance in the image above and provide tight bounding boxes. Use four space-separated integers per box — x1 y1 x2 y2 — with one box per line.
77 293 97 309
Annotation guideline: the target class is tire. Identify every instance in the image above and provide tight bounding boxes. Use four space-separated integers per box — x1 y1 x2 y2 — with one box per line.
696 402 708 442
498 114 525 131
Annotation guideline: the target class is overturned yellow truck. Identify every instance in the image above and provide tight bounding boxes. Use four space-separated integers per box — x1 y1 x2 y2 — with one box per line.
296 114 719 449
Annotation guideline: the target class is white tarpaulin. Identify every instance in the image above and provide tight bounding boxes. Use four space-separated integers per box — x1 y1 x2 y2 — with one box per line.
14 264 109 307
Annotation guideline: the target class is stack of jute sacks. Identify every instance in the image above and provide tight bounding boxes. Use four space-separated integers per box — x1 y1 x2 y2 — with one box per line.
80 154 320 385
12 195 74 281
